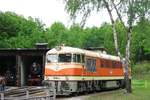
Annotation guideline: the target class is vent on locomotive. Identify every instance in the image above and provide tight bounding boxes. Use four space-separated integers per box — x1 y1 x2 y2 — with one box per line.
46 53 85 63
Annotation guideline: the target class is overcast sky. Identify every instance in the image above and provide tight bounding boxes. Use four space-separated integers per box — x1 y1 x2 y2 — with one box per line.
0 0 111 27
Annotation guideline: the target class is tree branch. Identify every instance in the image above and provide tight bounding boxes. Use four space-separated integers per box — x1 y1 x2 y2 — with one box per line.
111 0 127 31
103 0 122 57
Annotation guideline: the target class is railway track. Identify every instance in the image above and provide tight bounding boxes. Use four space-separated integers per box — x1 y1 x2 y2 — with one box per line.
2 86 55 99
1 86 121 100
57 87 123 100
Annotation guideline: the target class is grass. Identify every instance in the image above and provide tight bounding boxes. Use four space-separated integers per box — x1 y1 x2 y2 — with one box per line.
87 80 150 100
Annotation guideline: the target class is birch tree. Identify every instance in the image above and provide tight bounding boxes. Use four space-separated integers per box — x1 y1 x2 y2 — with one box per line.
64 0 150 93
111 0 150 93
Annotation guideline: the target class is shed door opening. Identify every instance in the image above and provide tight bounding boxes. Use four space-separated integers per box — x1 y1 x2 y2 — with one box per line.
0 56 16 86
21 55 43 86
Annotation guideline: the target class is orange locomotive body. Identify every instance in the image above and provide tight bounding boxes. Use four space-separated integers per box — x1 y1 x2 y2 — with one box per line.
43 46 128 95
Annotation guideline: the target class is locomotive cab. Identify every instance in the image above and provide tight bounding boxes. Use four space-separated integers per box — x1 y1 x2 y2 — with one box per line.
45 53 85 76
44 46 86 95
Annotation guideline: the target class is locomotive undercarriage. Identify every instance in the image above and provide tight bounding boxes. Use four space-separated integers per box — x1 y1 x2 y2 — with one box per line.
43 79 125 95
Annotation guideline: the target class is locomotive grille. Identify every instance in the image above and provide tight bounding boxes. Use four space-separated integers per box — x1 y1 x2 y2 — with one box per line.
61 81 69 90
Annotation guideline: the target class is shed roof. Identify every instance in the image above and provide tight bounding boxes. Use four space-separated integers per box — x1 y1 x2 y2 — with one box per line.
0 48 50 56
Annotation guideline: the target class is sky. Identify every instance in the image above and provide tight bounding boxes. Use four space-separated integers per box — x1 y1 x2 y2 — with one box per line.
0 0 111 27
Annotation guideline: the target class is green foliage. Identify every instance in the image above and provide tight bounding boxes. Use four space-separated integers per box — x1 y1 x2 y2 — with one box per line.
100 23 114 54
0 11 45 48
66 24 85 47
131 18 150 61
0 11 150 62
84 27 104 48
46 22 68 47
0 12 22 37
132 61 150 79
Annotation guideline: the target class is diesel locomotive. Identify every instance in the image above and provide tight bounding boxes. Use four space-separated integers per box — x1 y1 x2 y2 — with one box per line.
43 46 130 95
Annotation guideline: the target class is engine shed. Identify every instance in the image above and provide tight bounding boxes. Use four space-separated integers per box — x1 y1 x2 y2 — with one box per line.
0 45 50 87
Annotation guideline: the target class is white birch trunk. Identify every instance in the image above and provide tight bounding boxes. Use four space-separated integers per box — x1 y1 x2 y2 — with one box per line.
103 0 132 93
103 0 121 57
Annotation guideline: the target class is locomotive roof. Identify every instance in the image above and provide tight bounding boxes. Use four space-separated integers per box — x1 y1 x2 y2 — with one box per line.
47 46 120 61
47 46 84 54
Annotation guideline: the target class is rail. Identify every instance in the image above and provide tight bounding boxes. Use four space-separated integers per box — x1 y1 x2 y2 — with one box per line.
0 86 56 100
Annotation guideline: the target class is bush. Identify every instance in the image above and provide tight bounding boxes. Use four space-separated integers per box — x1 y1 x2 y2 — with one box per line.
132 61 150 79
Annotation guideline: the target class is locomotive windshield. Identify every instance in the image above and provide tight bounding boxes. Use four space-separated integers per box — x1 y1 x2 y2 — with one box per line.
47 53 84 63
47 53 71 63
47 54 58 63
59 54 71 62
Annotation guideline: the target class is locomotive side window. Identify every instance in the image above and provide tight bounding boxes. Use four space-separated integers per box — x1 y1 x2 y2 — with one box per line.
86 58 96 72
112 61 116 68
73 54 82 63
59 54 71 62
112 61 122 68
101 59 104 67
116 61 122 68
101 59 107 68
109 60 113 68
81 54 85 63
119 62 122 68
77 54 81 63
101 59 113 68
104 60 108 67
